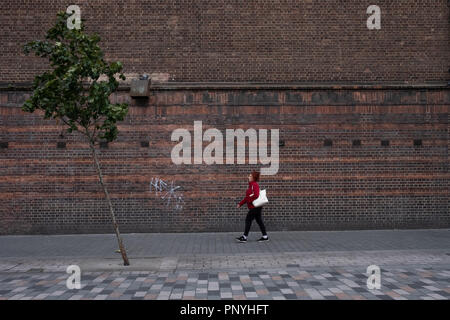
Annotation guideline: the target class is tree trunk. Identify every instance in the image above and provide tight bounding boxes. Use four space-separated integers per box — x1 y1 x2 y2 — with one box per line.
89 142 130 266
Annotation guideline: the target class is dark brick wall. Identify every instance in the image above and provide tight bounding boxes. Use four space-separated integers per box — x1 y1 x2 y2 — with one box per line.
0 88 448 234
1 0 449 234
0 0 449 84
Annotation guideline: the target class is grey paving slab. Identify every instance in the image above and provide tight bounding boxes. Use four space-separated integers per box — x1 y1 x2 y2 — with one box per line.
0 229 449 258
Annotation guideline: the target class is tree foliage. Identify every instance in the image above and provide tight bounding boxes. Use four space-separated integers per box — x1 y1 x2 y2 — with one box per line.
22 11 128 144
22 11 131 265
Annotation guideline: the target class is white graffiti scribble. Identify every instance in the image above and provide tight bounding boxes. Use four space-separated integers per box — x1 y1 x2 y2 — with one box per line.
150 177 184 210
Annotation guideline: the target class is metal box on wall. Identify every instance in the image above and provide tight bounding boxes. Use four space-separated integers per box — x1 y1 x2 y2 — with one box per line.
130 78 150 97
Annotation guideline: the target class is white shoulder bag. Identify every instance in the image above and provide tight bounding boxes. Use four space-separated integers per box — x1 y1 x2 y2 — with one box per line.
251 185 269 208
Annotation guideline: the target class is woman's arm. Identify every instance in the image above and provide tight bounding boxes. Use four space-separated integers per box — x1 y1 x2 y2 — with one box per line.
248 182 260 202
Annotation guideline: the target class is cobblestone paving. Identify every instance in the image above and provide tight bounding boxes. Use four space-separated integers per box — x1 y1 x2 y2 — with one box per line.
0 266 449 300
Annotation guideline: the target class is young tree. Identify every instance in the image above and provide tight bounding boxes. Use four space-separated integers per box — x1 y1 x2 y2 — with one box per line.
23 12 130 265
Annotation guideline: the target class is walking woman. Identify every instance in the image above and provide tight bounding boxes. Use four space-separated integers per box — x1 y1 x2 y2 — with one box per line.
236 171 269 242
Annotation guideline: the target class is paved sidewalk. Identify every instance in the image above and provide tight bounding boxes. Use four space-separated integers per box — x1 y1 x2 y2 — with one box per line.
1 229 449 258
0 229 449 300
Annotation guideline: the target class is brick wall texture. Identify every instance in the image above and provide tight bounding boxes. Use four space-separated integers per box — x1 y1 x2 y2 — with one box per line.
1 89 448 234
0 0 449 83
0 1 449 234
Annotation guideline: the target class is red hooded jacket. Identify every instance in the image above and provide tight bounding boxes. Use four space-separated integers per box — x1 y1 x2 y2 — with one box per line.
239 181 260 209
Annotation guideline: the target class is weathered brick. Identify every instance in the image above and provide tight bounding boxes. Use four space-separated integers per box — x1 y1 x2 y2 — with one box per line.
0 0 449 84
0 89 448 234
0 1 449 234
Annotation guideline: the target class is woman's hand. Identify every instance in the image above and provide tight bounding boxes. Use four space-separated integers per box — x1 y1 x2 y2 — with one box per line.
236 204 241 208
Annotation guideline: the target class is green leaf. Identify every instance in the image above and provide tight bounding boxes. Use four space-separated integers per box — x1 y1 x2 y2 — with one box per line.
22 11 129 144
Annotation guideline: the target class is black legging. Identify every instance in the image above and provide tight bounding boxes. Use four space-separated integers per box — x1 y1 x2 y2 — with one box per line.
244 207 267 236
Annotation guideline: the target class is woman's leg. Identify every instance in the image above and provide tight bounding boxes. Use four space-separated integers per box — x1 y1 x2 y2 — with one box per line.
254 207 267 236
244 209 255 237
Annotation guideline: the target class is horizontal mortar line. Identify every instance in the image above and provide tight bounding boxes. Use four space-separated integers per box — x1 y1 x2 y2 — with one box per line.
2 81 449 90
1 148 448 154
0 163 447 170
2 139 449 145
3 128 450 135
17 140 447 149
1 123 449 132
2 104 450 111
2 89 449 95
3 99 450 104
129 105 450 112
147 82 450 90
2 114 449 121
146 104 450 109
3 135 449 140
160 109 449 115
1 174 449 183
0 157 448 165
0 190 447 199
2 175 448 183
148 101 450 105
145 105 450 111
0 129 445 141
2 143 448 150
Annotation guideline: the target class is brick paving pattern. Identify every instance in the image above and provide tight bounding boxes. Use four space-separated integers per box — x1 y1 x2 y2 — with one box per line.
0 230 449 300
0 267 449 300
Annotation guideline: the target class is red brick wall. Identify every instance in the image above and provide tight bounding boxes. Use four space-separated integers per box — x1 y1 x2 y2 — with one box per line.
1 1 449 234
0 0 449 84
0 88 448 234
